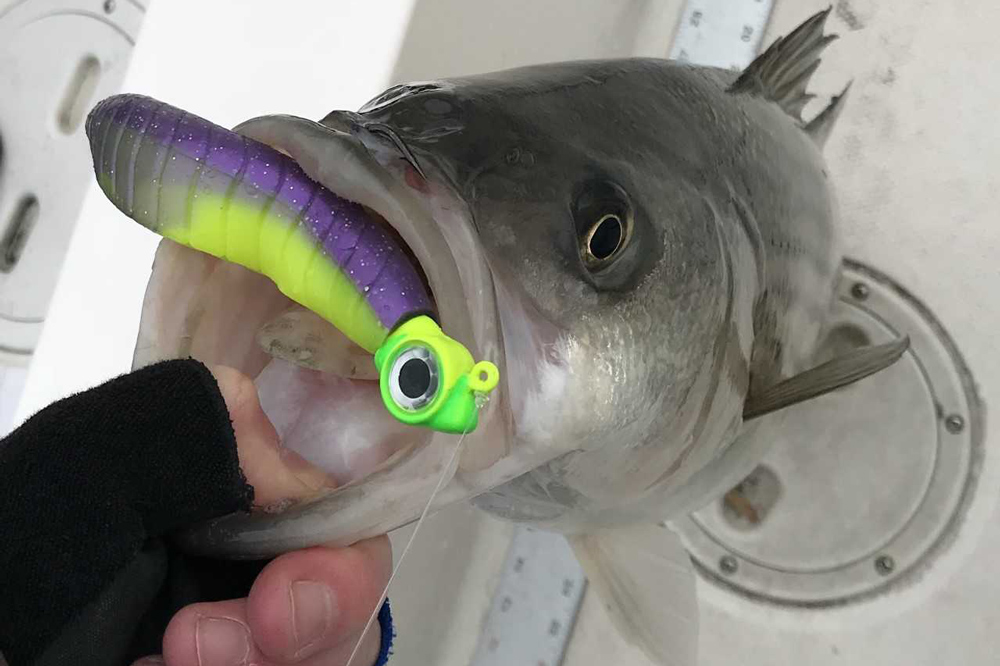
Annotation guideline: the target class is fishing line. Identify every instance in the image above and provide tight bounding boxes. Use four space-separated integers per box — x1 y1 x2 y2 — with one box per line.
344 396 485 666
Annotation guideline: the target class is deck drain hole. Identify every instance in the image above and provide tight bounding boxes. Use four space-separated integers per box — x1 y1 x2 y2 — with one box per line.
58 56 102 134
815 322 871 364
1 195 39 273
722 465 781 531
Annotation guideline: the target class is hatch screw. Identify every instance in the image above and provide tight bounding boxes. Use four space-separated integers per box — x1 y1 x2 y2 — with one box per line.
875 555 895 576
945 414 965 434
851 282 870 301
719 556 739 575
103 0 116 12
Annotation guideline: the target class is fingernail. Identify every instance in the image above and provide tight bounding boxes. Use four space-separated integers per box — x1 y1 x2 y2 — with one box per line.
291 580 335 653
195 617 250 666
133 658 165 666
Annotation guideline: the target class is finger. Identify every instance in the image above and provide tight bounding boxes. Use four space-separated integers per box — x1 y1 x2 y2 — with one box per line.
132 657 166 666
210 365 331 507
245 536 392 662
160 552 388 666
162 598 262 666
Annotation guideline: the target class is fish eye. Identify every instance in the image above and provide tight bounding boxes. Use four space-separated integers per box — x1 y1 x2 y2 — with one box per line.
389 346 439 411
574 180 633 272
585 214 625 262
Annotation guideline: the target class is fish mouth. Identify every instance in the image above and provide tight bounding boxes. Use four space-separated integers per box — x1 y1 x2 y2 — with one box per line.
131 112 509 552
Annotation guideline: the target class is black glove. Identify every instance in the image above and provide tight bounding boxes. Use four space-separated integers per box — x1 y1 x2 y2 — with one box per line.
0 360 269 666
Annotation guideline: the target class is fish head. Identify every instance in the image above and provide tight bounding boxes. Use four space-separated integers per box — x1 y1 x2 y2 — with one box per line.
136 61 742 556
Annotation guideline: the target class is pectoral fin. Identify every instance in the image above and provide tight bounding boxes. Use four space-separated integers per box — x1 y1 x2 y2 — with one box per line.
568 524 698 666
743 336 910 421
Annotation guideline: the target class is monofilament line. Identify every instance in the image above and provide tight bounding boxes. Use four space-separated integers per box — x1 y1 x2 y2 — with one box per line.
344 414 477 666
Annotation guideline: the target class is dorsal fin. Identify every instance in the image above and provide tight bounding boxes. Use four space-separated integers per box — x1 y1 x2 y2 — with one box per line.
728 7 838 123
804 81 851 147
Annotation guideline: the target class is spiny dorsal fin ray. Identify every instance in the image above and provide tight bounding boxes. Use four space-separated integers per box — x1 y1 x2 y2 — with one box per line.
743 336 910 421
773 59 822 109
728 7 837 122
805 81 852 147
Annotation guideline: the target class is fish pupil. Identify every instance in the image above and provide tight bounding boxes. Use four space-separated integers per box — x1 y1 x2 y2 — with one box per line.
589 215 623 260
399 358 432 399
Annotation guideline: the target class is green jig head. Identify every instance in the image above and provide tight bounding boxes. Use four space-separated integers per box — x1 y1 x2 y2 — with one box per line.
374 316 499 434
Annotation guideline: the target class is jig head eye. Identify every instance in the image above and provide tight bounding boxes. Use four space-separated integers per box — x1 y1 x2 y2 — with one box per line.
389 345 440 411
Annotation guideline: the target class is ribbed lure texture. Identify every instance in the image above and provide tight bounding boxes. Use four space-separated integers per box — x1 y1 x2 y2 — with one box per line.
85 94 434 354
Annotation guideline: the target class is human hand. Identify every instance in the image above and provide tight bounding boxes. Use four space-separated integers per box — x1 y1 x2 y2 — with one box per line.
132 367 392 666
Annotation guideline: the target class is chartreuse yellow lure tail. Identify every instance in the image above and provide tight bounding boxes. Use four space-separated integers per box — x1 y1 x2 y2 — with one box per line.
86 94 498 433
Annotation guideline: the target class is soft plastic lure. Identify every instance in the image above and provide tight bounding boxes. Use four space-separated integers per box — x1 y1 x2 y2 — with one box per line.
85 94 498 433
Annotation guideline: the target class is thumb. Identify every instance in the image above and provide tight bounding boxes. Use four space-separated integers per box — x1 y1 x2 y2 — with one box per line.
209 365 332 509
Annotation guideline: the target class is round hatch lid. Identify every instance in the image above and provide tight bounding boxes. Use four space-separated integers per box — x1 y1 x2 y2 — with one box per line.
675 259 983 607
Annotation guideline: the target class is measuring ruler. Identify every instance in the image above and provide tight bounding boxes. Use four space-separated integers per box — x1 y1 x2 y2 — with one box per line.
469 2 775 664
468 527 586 666
670 0 775 70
